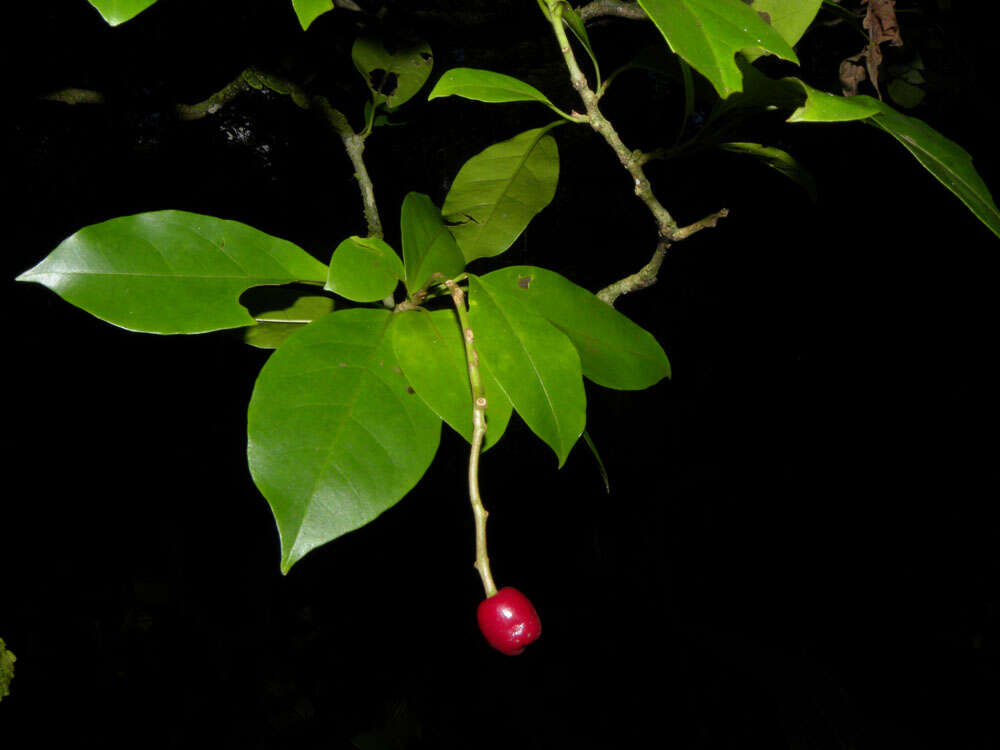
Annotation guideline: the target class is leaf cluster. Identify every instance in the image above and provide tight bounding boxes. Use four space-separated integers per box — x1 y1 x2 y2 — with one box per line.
24 0 999 575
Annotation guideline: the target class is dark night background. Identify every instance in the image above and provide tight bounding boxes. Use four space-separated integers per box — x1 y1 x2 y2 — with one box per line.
2 1 998 747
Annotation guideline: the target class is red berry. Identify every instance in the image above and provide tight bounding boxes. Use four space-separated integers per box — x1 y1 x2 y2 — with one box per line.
477 587 542 655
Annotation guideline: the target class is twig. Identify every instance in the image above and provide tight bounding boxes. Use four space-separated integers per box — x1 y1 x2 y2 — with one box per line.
41 67 384 242
313 96 383 240
548 3 727 304
595 206 729 304
39 88 105 105
175 74 253 121
577 0 648 22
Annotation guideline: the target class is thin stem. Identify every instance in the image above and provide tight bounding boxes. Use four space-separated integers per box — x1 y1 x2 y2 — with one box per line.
446 279 497 598
549 5 679 238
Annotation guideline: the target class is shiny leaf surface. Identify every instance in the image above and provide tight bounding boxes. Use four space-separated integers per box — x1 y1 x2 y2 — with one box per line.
741 0 822 62
399 193 466 296
785 81 1000 238
442 125 561 263
291 0 334 29
88 0 158 25
392 308 512 450
247 309 441 573
16 210 329 334
428 68 556 109
481 266 671 390
635 0 799 98
325 236 403 303
468 275 586 466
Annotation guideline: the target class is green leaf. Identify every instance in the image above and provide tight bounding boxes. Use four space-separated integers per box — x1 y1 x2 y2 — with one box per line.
784 81 1000 239
399 193 466 296
241 289 336 349
247 308 442 573
712 55 805 117
0 638 14 702
392 308 512 450
325 236 403 303
785 82 882 122
635 0 799 98
352 32 433 110
740 0 823 62
869 108 1000 238
16 210 329 334
582 431 611 494
442 124 561 263
717 142 817 203
715 69 999 238
88 0 158 26
468 275 586 466
291 0 334 30
481 266 671 390
428 68 559 113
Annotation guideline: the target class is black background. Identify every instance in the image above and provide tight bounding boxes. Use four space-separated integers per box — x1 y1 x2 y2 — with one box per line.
3 1 998 748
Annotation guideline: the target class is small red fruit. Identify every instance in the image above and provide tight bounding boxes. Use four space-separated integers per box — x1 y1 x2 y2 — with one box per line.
477 587 542 655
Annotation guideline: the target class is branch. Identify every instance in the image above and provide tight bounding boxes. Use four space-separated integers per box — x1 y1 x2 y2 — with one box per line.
577 0 648 22
595 206 729 304
175 74 252 121
547 4 727 304
39 88 105 105
313 95 383 240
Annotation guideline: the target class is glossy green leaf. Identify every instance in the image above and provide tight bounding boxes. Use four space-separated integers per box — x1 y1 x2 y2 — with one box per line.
247 309 442 573
468 275 586 466
716 67 999 238
740 0 823 62
784 81 1000 239
785 82 882 122
325 236 403 303
442 125 561 263
428 68 558 112
352 32 433 110
242 290 335 349
400 193 466 296
16 210 329 334
481 266 671 390
88 0 158 26
714 55 805 116
635 0 799 98
717 142 817 203
870 108 1000 239
392 308 512 450
291 0 334 30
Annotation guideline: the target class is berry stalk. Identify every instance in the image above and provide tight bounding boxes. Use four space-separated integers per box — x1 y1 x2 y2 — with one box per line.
446 279 497 598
